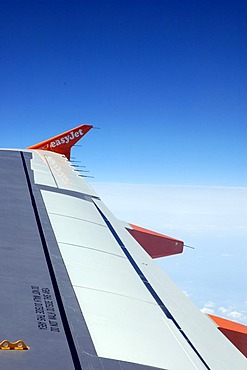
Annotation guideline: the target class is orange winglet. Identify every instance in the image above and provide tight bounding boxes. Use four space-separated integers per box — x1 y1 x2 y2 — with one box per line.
127 224 184 258
208 314 247 357
27 124 93 160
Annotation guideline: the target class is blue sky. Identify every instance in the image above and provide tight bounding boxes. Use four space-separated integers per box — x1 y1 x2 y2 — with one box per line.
1 1 246 323
0 0 246 185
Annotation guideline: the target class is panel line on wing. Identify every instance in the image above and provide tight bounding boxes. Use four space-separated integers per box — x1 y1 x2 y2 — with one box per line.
93 202 211 370
44 154 59 188
38 184 100 201
58 242 127 259
73 284 159 305
48 212 106 228
161 316 199 370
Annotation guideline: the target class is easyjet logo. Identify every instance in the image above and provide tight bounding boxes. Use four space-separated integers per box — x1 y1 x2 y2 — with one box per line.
50 129 84 148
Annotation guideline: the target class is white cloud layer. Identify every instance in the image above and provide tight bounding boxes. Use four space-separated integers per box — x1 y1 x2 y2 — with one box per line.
201 303 247 324
204 301 216 308
91 183 247 237
91 182 247 325
200 307 215 315
227 311 245 320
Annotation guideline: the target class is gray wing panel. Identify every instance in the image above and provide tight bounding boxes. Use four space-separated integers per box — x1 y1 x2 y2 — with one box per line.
0 150 158 370
0 151 74 370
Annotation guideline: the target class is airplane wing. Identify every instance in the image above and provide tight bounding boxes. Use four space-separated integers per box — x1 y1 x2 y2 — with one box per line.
0 124 246 369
